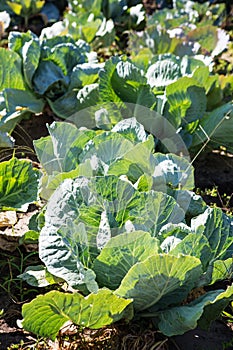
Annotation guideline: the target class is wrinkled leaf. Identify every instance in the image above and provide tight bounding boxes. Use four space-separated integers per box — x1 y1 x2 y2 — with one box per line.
0 48 25 91
116 254 202 312
0 158 40 211
22 289 133 340
94 231 160 289
165 77 207 128
191 207 233 261
158 284 233 336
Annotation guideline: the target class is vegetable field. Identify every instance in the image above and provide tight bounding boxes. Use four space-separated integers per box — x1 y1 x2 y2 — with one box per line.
0 0 233 349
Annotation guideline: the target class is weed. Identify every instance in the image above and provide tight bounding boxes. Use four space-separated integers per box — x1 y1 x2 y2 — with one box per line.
196 186 233 215
0 247 39 302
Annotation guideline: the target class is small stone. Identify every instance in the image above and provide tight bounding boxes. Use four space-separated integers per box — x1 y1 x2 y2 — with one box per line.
0 211 17 228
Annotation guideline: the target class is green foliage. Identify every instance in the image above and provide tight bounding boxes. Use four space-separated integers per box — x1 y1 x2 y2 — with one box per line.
0 31 99 145
0 48 26 91
0 29 232 152
1 2 233 343
65 0 145 45
22 289 133 340
7 0 44 17
0 157 40 211
0 247 39 302
6 0 45 27
20 119 233 339
33 118 195 200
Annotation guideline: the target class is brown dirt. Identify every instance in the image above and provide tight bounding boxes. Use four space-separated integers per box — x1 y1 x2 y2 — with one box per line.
171 321 233 350
0 295 32 350
194 150 233 210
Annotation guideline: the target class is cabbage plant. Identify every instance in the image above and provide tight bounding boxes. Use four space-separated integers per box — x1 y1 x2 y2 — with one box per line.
0 30 232 152
0 30 101 146
21 118 233 340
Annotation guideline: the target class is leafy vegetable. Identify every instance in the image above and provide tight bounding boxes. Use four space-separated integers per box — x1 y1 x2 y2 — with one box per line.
0 29 232 152
38 175 184 291
24 125 233 337
3 1 233 341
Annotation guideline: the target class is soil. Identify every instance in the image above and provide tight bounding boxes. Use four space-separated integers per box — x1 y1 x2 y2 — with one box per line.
194 150 233 210
0 295 31 350
171 321 233 350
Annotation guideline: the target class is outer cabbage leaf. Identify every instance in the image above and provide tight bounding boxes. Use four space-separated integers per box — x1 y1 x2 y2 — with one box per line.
94 18 115 47
191 66 223 110
211 28 230 58
48 83 99 120
18 265 61 287
3 89 44 113
111 117 148 144
132 105 190 157
128 26 178 57
110 151 194 215
191 207 233 261
39 161 94 200
108 158 145 183
39 38 90 80
70 63 102 89
205 258 233 286
108 141 156 181
8 31 41 88
65 0 103 40
39 176 134 289
22 289 133 340
157 284 233 336
0 110 23 145
170 233 212 270
0 157 40 211
187 25 229 58
40 219 98 292
99 57 156 109
109 147 193 190
180 56 206 76
159 223 194 253
80 131 134 172
149 153 193 190
192 66 219 95
99 57 123 105
34 121 95 175
126 190 185 234
165 77 207 128
169 190 207 220
146 57 181 88
189 103 233 150
0 131 14 148
115 254 202 312
93 231 160 290
0 48 26 91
